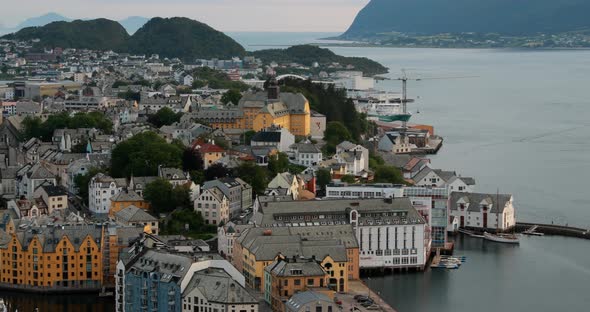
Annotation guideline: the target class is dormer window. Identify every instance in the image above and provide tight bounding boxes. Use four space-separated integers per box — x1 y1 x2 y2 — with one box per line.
459 203 465 211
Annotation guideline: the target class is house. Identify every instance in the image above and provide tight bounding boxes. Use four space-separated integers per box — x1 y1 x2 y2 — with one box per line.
447 176 476 193
109 189 150 217
183 74 194 87
267 172 301 200
52 128 96 152
412 167 457 188
402 157 430 180
285 291 338 312
32 184 68 214
16 163 57 200
217 221 253 261
203 177 252 218
449 192 516 231
1 167 19 199
158 166 190 187
192 140 226 169
250 125 295 153
88 173 124 214
333 141 369 176
378 132 413 154
290 143 322 167
194 186 230 225
114 205 159 235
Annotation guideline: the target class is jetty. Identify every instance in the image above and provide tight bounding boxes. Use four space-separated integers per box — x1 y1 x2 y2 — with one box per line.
516 222 590 239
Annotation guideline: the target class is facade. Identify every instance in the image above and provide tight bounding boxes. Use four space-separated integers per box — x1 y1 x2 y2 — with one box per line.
403 187 448 249
378 132 412 154
114 205 159 235
290 143 323 167
251 126 295 153
194 187 230 225
203 177 252 218
254 198 427 270
89 173 124 214
447 176 476 193
325 183 404 200
267 173 301 200
192 142 226 170
449 192 516 231
412 167 457 188
32 185 68 214
217 222 253 261
333 142 369 176
109 189 150 217
16 163 57 200
158 166 191 187
309 111 326 140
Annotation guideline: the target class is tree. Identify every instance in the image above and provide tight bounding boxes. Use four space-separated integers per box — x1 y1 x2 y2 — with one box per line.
21 112 113 141
341 175 356 184
220 89 242 105
161 209 216 239
74 167 107 205
316 168 332 190
268 152 290 176
110 131 183 177
182 148 204 172
369 154 385 169
243 130 256 145
324 121 352 154
204 163 230 181
71 140 88 153
374 165 406 184
147 107 183 127
117 90 140 101
234 162 269 195
144 178 175 214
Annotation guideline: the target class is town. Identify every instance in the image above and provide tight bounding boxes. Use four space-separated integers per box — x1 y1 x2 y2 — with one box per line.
0 37 517 312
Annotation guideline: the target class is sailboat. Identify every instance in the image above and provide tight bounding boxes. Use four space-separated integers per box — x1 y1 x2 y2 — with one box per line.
483 191 520 244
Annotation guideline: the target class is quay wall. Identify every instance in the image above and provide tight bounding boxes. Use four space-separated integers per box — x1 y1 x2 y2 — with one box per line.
516 222 590 240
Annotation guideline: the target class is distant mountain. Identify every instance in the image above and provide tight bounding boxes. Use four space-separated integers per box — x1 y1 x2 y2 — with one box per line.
2 17 246 60
16 12 72 29
3 19 130 51
118 16 150 35
127 17 246 59
341 0 590 38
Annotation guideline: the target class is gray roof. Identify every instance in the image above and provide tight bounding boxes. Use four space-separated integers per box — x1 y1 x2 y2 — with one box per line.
286 291 334 312
129 249 193 284
115 205 157 223
413 167 457 184
6 224 104 253
291 143 321 154
183 269 258 304
266 258 326 277
111 189 144 202
449 192 512 214
159 167 187 180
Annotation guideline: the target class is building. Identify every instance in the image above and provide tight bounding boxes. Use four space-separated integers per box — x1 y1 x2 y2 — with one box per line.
447 176 476 193
234 225 357 292
116 248 246 312
285 291 338 312
217 221 253 261
158 166 191 187
265 258 332 312
203 177 252 218
250 125 295 153
16 163 57 200
114 205 159 235
182 268 258 312
378 132 412 154
309 111 326 140
194 187 230 225
403 187 448 249
32 185 68 214
253 198 427 270
267 173 301 200
412 167 457 188
192 141 226 169
333 141 369 176
89 173 124 214
290 143 322 167
325 183 404 200
449 192 516 231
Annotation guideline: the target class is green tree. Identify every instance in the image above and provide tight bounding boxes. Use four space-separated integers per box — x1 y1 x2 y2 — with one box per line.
341 175 356 184
117 90 140 101
161 209 216 239
324 121 352 154
148 107 183 127
182 148 204 172
243 130 256 145
234 162 269 195
144 178 175 214
369 154 385 169
374 165 406 184
268 152 290 176
220 89 242 105
110 131 183 177
316 168 332 190
204 163 231 181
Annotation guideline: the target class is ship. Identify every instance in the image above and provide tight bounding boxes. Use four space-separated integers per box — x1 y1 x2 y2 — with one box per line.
483 232 520 244
353 91 413 122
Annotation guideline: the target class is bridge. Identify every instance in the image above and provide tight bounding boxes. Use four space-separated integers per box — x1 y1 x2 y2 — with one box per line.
275 74 335 85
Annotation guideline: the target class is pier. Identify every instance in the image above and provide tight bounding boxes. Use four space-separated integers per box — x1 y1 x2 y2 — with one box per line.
515 222 590 240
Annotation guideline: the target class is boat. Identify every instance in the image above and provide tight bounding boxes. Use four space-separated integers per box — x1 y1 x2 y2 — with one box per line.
484 232 520 244
0 299 6 312
352 92 413 123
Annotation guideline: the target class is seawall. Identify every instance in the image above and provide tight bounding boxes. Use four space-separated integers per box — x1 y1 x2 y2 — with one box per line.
516 222 590 240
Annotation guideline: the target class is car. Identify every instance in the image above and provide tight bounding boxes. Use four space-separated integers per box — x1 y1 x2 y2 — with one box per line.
366 305 381 311
361 301 375 308
354 295 368 300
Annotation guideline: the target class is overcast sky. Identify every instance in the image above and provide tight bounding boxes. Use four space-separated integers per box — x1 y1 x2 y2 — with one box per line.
0 0 370 32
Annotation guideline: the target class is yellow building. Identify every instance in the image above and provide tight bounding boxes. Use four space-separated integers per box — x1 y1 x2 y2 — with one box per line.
235 228 350 292
109 189 150 217
197 83 311 137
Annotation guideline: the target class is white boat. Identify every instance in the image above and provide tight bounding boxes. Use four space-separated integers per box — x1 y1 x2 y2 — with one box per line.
484 232 520 244
352 92 412 122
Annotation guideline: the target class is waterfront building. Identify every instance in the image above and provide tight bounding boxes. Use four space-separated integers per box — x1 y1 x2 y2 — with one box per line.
412 167 457 188
403 187 448 249
265 257 332 312
378 132 413 154
194 186 230 225
449 192 516 231
253 198 427 270
203 177 253 218
116 248 245 312
234 225 357 291
447 176 476 193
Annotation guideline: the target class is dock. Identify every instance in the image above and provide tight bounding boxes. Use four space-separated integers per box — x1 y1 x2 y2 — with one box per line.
342 280 397 312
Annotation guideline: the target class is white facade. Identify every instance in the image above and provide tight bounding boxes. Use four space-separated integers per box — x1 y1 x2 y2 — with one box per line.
334 142 369 175
449 192 516 231
194 188 230 225
183 75 194 86
447 176 476 194
325 183 404 199
378 133 413 154
89 173 122 214
290 144 322 167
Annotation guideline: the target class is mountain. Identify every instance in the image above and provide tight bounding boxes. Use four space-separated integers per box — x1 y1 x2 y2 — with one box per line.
16 12 71 29
127 17 246 59
118 16 150 35
251 45 388 76
341 0 590 38
2 17 246 60
3 19 130 51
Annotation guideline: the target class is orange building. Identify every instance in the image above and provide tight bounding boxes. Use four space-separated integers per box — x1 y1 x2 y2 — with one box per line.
109 189 150 217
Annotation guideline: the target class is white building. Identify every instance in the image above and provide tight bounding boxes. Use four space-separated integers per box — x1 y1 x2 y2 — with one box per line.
250 126 295 153
289 143 323 167
334 141 369 176
183 75 194 87
449 192 516 231
447 176 476 193
310 111 326 140
89 173 124 214
325 183 404 199
412 167 457 188
217 222 253 261
194 187 230 225
378 132 413 154
16 163 57 200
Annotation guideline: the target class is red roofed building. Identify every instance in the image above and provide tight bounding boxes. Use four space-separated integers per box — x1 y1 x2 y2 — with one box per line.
192 139 226 169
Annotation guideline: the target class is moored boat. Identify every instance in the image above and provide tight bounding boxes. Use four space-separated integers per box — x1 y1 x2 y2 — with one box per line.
484 232 520 244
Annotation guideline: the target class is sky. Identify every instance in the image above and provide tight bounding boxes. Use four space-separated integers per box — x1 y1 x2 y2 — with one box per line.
0 0 370 32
